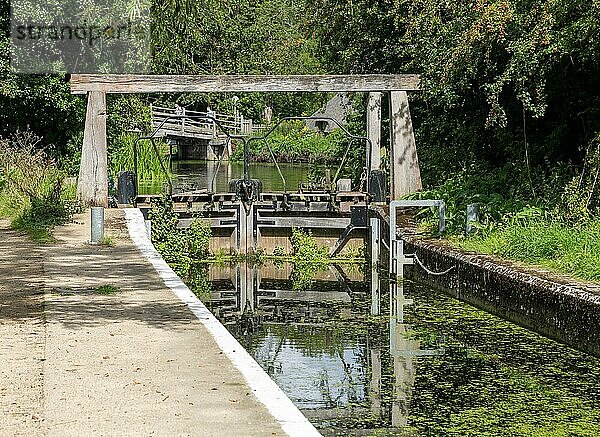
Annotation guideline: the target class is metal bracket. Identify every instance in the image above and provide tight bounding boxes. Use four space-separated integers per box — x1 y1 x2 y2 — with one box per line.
389 199 446 275
390 199 446 234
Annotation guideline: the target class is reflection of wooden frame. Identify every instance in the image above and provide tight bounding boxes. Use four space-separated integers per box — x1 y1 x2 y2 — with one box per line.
71 74 422 206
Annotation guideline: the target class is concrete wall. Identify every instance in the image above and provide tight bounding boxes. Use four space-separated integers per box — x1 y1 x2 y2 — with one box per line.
403 238 600 357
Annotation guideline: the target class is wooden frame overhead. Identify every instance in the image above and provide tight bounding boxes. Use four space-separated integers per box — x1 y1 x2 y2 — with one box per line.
72 74 422 207
70 74 420 94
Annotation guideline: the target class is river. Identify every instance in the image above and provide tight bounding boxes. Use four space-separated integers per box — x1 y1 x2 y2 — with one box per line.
193 261 600 436
139 160 311 194
152 160 600 435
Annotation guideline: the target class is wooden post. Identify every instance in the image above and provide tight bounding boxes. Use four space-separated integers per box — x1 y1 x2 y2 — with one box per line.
367 92 382 170
77 91 108 207
389 91 422 199
370 217 381 315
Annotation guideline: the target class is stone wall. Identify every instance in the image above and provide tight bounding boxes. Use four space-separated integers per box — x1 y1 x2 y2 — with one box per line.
403 237 600 357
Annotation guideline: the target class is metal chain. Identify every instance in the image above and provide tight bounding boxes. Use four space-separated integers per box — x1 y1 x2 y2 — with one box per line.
358 167 368 192
412 253 455 276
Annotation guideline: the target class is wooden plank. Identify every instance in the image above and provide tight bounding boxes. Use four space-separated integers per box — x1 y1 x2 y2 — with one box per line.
258 217 351 229
177 218 235 228
70 74 420 94
367 92 382 170
77 91 108 207
389 91 422 199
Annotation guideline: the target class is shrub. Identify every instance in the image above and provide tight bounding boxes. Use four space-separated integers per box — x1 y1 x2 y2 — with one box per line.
231 121 346 164
110 133 172 183
149 194 212 277
0 131 76 242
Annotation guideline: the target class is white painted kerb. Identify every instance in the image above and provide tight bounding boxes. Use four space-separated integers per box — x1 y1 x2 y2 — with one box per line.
124 208 321 437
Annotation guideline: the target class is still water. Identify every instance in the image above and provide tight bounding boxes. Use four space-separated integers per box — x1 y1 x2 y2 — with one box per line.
196 262 600 436
139 160 311 194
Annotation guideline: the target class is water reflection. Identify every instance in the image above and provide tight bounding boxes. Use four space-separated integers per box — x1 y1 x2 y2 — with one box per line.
203 261 433 432
139 160 311 194
198 262 600 435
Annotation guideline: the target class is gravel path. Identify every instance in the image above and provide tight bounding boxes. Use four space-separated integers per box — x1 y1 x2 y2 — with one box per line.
0 220 46 436
0 210 300 436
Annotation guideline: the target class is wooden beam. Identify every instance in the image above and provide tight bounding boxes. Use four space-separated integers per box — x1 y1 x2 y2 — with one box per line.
389 91 422 199
77 91 108 207
258 217 351 229
70 74 420 94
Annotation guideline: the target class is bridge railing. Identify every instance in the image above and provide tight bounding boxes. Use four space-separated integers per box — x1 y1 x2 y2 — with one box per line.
150 105 266 139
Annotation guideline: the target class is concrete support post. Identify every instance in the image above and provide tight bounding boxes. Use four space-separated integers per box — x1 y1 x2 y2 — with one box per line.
145 220 152 239
389 91 422 200
369 349 382 413
206 160 216 192
207 143 218 161
238 263 255 313
226 138 233 159
77 91 108 207
367 92 382 171
238 205 255 255
90 207 105 243
391 323 417 428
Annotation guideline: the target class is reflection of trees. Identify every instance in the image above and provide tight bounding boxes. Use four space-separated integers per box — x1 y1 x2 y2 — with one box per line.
339 348 360 404
317 370 336 407
187 264 211 300
290 261 329 291
249 325 288 377
316 347 362 408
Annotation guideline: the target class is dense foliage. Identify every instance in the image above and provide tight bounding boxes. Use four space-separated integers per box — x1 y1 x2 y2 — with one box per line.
0 0 324 175
310 0 600 218
231 121 346 164
150 0 324 120
1 0 599 276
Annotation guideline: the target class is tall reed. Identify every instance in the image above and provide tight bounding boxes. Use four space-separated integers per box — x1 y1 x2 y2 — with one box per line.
110 133 172 182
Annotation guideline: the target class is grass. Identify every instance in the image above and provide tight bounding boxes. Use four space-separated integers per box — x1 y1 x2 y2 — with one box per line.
97 236 116 247
9 198 73 243
95 285 120 295
0 133 79 243
453 218 600 282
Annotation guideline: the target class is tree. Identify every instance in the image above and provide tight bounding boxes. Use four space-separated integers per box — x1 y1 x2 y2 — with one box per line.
309 0 600 198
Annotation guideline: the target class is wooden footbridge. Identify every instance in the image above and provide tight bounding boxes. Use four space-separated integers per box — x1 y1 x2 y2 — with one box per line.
150 105 266 160
150 105 266 141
